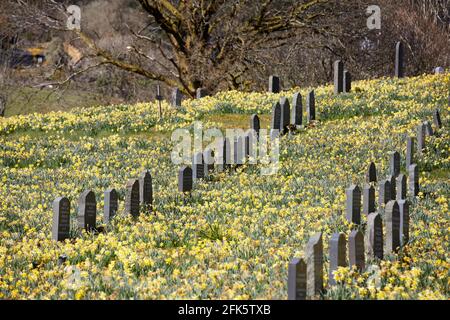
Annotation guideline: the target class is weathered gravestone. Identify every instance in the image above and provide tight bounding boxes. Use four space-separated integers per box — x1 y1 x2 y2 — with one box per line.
363 184 375 215
406 137 415 171
396 174 407 200
329 233 346 285
306 90 315 123
398 200 410 245
271 102 281 139
250 114 260 138
193 152 205 180
385 200 401 254
224 138 233 168
424 121 434 136
139 170 153 211
234 136 245 166
280 97 291 134
203 148 215 175
433 109 442 129
104 189 118 224
366 212 383 260
395 41 405 78
269 75 280 93
334 60 344 94
292 92 302 126
125 179 140 217
388 175 396 201
171 88 182 108
408 164 419 196
344 70 352 93
367 162 377 183
52 197 71 241
349 230 365 271
390 151 400 177
78 190 97 231
346 185 361 225
417 123 426 154
196 88 208 99
306 232 323 298
287 258 307 300
178 166 193 192
245 130 257 161
379 179 391 207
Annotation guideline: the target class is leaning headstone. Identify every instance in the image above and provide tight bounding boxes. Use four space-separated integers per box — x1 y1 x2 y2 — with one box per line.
406 137 415 171
292 92 303 126
104 189 118 224
408 164 419 196
203 148 215 175
378 179 391 207
390 151 400 177
78 190 97 231
269 75 280 93
125 179 140 217
385 200 400 254
178 166 193 192
171 88 182 108
396 174 407 200
280 97 291 133
349 230 365 271
346 184 361 225
250 114 260 138
423 121 434 136
434 67 444 74
139 170 153 211
306 232 323 298
388 175 396 200
193 152 205 180
366 212 383 260
398 200 410 245
306 90 315 123
362 184 375 215
334 60 344 94
344 70 352 93
395 41 405 78
328 233 346 285
196 88 208 99
287 258 307 300
52 197 71 241
367 162 377 183
433 109 442 129
417 123 426 154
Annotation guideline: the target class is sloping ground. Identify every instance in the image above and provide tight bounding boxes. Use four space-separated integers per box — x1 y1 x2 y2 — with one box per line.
0 74 448 299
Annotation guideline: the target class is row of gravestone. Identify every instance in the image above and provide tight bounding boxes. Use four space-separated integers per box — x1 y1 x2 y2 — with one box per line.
52 170 153 241
287 110 444 299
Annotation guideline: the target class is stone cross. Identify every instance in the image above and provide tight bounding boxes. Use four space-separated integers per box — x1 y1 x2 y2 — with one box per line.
385 200 401 254
306 90 315 123
171 88 182 108
193 152 205 180
125 179 140 217
178 166 193 192
349 230 365 271
390 151 400 177
398 200 410 245
329 233 346 285
334 60 344 94
406 137 415 171
139 170 153 211
388 175 396 201
78 190 97 231
196 88 208 99
362 184 375 215
378 179 391 207
292 92 303 126
346 184 361 225
280 97 291 134
417 123 426 154
365 212 383 260
433 109 442 129
367 162 377 183
395 41 405 78
306 232 323 298
344 70 352 93
269 75 280 93
52 197 71 241
408 164 419 196
423 121 434 136
396 174 407 200
104 188 118 224
250 114 260 138
288 258 307 300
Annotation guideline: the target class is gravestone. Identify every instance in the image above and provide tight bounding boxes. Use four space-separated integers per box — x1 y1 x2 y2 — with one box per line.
363 184 375 215
280 97 291 133
434 67 444 74
365 212 383 260
52 197 70 241
224 138 233 168
367 162 377 183
388 175 396 200
306 232 323 298
196 88 208 99
346 185 361 225
378 180 391 207
0 95 5 117
328 233 346 285
250 114 260 138
171 88 182 108
385 200 401 254
390 151 400 177
408 164 419 196
306 90 315 123
78 190 97 231
344 70 352 93
269 75 280 93
245 130 257 160
156 85 163 101
178 166 193 192
125 179 140 217
271 102 281 139
139 170 153 211
417 123 426 154
349 230 365 271
104 189 118 224
433 109 442 129
424 121 434 136
287 258 307 300
395 41 405 78
334 60 344 94
193 152 205 180
234 136 245 166
203 148 215 174
398 200 410 245
396 174 407 200
292 92 303 126
406 137 415 171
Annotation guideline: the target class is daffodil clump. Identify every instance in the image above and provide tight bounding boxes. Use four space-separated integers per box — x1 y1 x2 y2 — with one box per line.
0 73 448 299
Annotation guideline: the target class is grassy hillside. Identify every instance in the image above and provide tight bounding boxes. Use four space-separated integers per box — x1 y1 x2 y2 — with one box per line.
0 74 448 299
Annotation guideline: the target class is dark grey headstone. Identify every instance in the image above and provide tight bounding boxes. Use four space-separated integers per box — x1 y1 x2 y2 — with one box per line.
344 70 352 93
388 175 396 200
363 184 375 215
292 92 302 126
390 151 400 177
395 41 404 78
306 90 315 123
203 148 215 175
78 190 97 231
234 135 245 166
193 152 205 180
379 179 391 207
385 200 400 254
346 184 361 225
424 121 434 136
178 166 193 192
250 114 260 138
433 109 442 129
271 102 281 131
396 174 407 200
329 233 346 285
52 197 70 241
139 170 153 211
349 230 365 271
406 137 415 171
408 164 419 196
156 85 163 101
398 199 410 246
280 97 291 133
245 130 257 161
196 88 208 99
306 232 323 297
125 179 140 217
417 123 426 154
269 75 280 93
367 162 377 183
334 60 344 94
171 88 182 108
104 189 118 224
288 258 307 300
366 212 383 260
